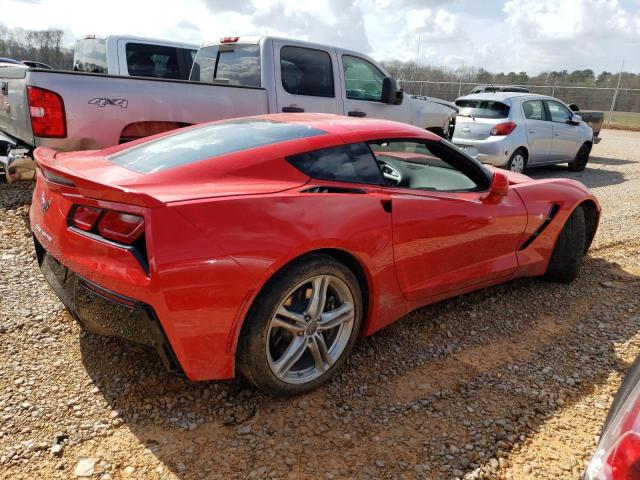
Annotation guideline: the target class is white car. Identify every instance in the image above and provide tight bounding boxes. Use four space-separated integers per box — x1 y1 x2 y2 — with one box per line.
452 93 594 173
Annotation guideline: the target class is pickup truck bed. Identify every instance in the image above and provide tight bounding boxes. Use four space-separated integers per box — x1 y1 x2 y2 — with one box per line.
0 67 268 151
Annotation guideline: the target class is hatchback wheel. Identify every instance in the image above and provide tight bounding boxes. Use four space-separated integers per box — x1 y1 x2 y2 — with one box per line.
507 149 527 173
238 254 362 395
568 143 591 172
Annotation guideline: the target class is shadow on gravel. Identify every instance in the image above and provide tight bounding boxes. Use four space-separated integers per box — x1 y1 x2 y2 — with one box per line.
527 158 627 189
78 249 640 479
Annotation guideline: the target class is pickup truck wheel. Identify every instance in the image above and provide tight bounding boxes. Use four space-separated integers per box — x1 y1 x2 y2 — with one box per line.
507 149 528 173
568 143 591 172
237 254 362 396
544 206 586 283
426 127 446 138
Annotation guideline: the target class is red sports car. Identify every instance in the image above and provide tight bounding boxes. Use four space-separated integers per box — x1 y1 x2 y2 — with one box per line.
30 114 600 395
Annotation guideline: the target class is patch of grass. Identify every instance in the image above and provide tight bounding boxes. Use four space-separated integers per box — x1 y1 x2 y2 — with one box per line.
607 111 640 130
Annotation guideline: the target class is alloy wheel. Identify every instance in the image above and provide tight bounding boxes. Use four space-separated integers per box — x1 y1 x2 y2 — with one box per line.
510 154 525 173
266 274 355 384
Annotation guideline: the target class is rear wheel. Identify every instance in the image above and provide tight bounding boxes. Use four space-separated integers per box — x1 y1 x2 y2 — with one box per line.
237 254 362 395
507 149 528 173
568 142 591 172
544 206 586 283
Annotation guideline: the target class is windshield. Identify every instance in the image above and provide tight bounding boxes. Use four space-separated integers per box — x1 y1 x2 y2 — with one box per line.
455 99 510 119
107 119 325 174
190 44 261 87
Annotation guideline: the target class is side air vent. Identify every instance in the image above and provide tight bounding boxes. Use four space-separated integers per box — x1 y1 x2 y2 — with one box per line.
519 204 561 250
301 186 366 194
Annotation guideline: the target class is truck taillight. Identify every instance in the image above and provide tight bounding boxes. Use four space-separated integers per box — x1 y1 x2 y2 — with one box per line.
27 86 66 138
220 36 239 43
490 122 517 136
70 206 144 245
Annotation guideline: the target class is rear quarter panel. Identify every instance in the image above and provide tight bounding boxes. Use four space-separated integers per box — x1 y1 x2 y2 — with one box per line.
172 187 409 360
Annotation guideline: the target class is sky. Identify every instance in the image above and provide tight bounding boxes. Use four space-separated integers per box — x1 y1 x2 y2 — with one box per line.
2 0 640 74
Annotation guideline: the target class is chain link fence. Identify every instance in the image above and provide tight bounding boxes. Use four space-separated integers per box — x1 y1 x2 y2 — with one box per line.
400 80 640 129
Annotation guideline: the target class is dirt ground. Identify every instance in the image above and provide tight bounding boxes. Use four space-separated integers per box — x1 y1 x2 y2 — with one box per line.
1 129 639 479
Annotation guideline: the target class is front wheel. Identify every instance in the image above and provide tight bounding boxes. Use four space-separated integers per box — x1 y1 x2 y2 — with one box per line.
544 206 586 283
237 254 362 395
568 143 591 172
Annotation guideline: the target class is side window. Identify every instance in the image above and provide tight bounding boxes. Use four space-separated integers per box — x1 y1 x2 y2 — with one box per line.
368 139 489 192
280 46 334 97
546 100 572 123
177 48 197 80
125 43 180 79
343 55 384 101
287 143 383 185
522 100 546 121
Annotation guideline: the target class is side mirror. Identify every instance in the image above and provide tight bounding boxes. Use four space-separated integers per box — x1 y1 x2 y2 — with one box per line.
570 114 582 125
569 103 580 112
382 77 404 105
489 171 509 196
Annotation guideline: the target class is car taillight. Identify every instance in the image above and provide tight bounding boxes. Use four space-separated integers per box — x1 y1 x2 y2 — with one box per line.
27 86 66 138
70 206 101 231
97 211 144 244
585 382 640 480
490 122 517 136
69 206 144 245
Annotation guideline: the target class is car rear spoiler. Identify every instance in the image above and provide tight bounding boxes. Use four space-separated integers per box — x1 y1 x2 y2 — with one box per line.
33 147 164 208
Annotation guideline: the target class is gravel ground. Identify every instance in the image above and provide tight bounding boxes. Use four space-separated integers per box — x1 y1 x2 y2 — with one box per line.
1 129 639 480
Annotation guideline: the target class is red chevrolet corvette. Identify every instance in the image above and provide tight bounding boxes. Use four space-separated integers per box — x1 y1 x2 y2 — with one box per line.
30 114 600 395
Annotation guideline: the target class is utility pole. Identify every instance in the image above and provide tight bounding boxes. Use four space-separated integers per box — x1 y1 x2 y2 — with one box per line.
413 34 421 81
607 60 624 128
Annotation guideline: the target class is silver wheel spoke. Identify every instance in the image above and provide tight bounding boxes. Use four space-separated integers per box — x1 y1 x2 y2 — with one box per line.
272 307 306 333
306 276 329 318
274 336 308 377
308 334 333 372
319 302 354 331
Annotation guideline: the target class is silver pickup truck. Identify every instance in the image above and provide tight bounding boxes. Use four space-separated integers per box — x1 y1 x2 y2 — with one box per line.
0 35 457 182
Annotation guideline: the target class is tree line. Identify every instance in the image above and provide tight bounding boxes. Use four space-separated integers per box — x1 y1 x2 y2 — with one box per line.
381 60 640 90
0 25 73 69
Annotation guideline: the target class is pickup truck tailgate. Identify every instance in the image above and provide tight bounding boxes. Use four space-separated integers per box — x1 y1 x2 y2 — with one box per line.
0 65 33 144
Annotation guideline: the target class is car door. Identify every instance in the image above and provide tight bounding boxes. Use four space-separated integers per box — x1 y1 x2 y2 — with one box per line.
369 138 528 301
521 99 553 164
545 100 581 160
272 40 342 114
339 53 410 122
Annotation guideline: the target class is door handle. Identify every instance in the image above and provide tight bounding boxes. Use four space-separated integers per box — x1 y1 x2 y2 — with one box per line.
528 130 535 134
553 132 560 137
348 110 366 118
282 105 305 113
0 81 7 95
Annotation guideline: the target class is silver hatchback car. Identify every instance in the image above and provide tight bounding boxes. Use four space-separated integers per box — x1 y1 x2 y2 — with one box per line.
452 93 594 173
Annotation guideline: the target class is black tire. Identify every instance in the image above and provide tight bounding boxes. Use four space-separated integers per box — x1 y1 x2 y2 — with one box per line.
426 127 446 138
544 206 586 283
568 143 591 172
507 148 528 173
237 253 363 396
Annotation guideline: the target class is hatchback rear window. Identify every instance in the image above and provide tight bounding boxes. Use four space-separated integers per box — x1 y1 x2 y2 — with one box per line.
455 99 510 119
107 119 326 174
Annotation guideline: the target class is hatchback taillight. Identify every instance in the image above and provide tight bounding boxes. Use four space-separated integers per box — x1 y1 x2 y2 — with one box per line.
585 381 640 479
490 122 517 136
27 86 66 138
70 206 144 245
